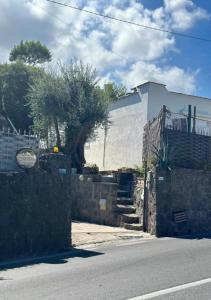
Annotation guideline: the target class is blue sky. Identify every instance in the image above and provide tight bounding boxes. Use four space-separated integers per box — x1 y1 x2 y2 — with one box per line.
143 0 211 98
174 0 211 98
0 0 211 97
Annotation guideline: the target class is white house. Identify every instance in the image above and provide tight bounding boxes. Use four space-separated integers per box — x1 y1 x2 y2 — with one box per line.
85 81 211 171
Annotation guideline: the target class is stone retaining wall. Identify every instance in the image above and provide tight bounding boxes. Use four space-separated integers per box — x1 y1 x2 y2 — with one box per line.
71 175 118 226
0 171 71 262
146 168 211 237
133 178 144 225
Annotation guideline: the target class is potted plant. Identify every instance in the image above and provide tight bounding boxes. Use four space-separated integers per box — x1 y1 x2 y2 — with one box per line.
82 164 101 182
83 163 99 174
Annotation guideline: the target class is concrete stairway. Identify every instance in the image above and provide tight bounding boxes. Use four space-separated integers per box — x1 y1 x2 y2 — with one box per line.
101 174 143 231
115 188 143 231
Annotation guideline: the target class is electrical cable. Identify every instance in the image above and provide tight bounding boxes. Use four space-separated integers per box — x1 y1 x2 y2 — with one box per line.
45 0 211 42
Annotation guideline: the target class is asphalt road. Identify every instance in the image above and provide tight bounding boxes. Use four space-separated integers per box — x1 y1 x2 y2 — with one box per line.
0 236 211 300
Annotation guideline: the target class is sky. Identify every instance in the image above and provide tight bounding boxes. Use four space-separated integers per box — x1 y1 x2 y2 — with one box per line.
1 0 211 97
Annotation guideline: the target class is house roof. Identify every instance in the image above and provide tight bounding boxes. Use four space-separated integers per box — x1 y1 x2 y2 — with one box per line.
131 81 166 91
131 81 211 101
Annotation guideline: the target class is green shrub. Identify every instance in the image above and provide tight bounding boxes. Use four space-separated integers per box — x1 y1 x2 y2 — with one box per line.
84 163 99 174
134 165 145 177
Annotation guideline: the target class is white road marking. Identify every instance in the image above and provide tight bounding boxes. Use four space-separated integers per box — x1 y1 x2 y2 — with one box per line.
126 277 211 299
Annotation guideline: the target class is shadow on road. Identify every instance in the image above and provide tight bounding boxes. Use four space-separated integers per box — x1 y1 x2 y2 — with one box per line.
0 248 103 271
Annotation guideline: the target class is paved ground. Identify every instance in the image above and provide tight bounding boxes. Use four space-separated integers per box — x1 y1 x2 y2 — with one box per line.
0 235 211 299
72 221 151 247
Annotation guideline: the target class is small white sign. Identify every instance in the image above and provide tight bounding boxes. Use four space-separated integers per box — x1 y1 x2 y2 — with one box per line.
158 176 164 181
16 148 37 169
99 199 107 211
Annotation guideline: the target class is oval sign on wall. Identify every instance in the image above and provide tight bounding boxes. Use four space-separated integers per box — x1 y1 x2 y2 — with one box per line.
16 148 37 169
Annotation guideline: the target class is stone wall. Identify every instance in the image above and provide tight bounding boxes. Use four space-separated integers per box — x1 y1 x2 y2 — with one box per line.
133 178 144 225
71 175 118 226
142 169 157 235
146 168 211 237
0 171 71 262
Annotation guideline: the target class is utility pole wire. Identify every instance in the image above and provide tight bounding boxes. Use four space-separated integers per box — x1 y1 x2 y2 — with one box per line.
35 3 133 62
45 0 211 42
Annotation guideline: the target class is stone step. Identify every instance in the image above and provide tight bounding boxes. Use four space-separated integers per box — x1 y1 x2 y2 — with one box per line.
117 190 130 197
123 223 143 231
115 204 136 214
121 213 139 224
117 197 133 205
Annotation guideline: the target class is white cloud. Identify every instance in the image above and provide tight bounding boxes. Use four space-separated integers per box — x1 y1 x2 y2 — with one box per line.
164 0 210 30
0 0 209 94
0 0 58 58
103 3 175 61
117 61 198 94
26 0 49 19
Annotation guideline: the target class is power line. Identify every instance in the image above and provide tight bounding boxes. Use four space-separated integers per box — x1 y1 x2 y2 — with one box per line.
35 3 132 63
45 0 211 42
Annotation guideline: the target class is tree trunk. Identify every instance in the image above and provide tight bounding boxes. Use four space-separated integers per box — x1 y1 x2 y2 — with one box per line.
75 136 86 173
53 116 61 149
65 122 92 172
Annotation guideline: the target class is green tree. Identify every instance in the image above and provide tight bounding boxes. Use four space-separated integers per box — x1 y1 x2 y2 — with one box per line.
28 71 69 149
62 61 108 171
0 61 42 132
28 60 108 171
9 40 51 65
102 82 127 103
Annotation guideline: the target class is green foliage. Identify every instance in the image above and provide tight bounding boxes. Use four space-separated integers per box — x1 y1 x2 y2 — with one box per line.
0 61 42 131
118 167 130 172
134 165 145 177
2 42 119 173
62 60 109 170
9 40 51 65
28 70 69 147
60 61 108 136
84 163 99 174
117 165 146 177
28 60 109 171
102 82 127 103
60 60 108 125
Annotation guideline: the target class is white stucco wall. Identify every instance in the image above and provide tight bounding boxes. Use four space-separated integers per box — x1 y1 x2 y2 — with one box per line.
85 81 211 171
85 89 149 170
84 124 105 169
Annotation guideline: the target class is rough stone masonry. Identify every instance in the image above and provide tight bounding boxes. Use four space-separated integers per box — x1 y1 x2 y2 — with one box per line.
146 167 211 237
0 170 71 262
